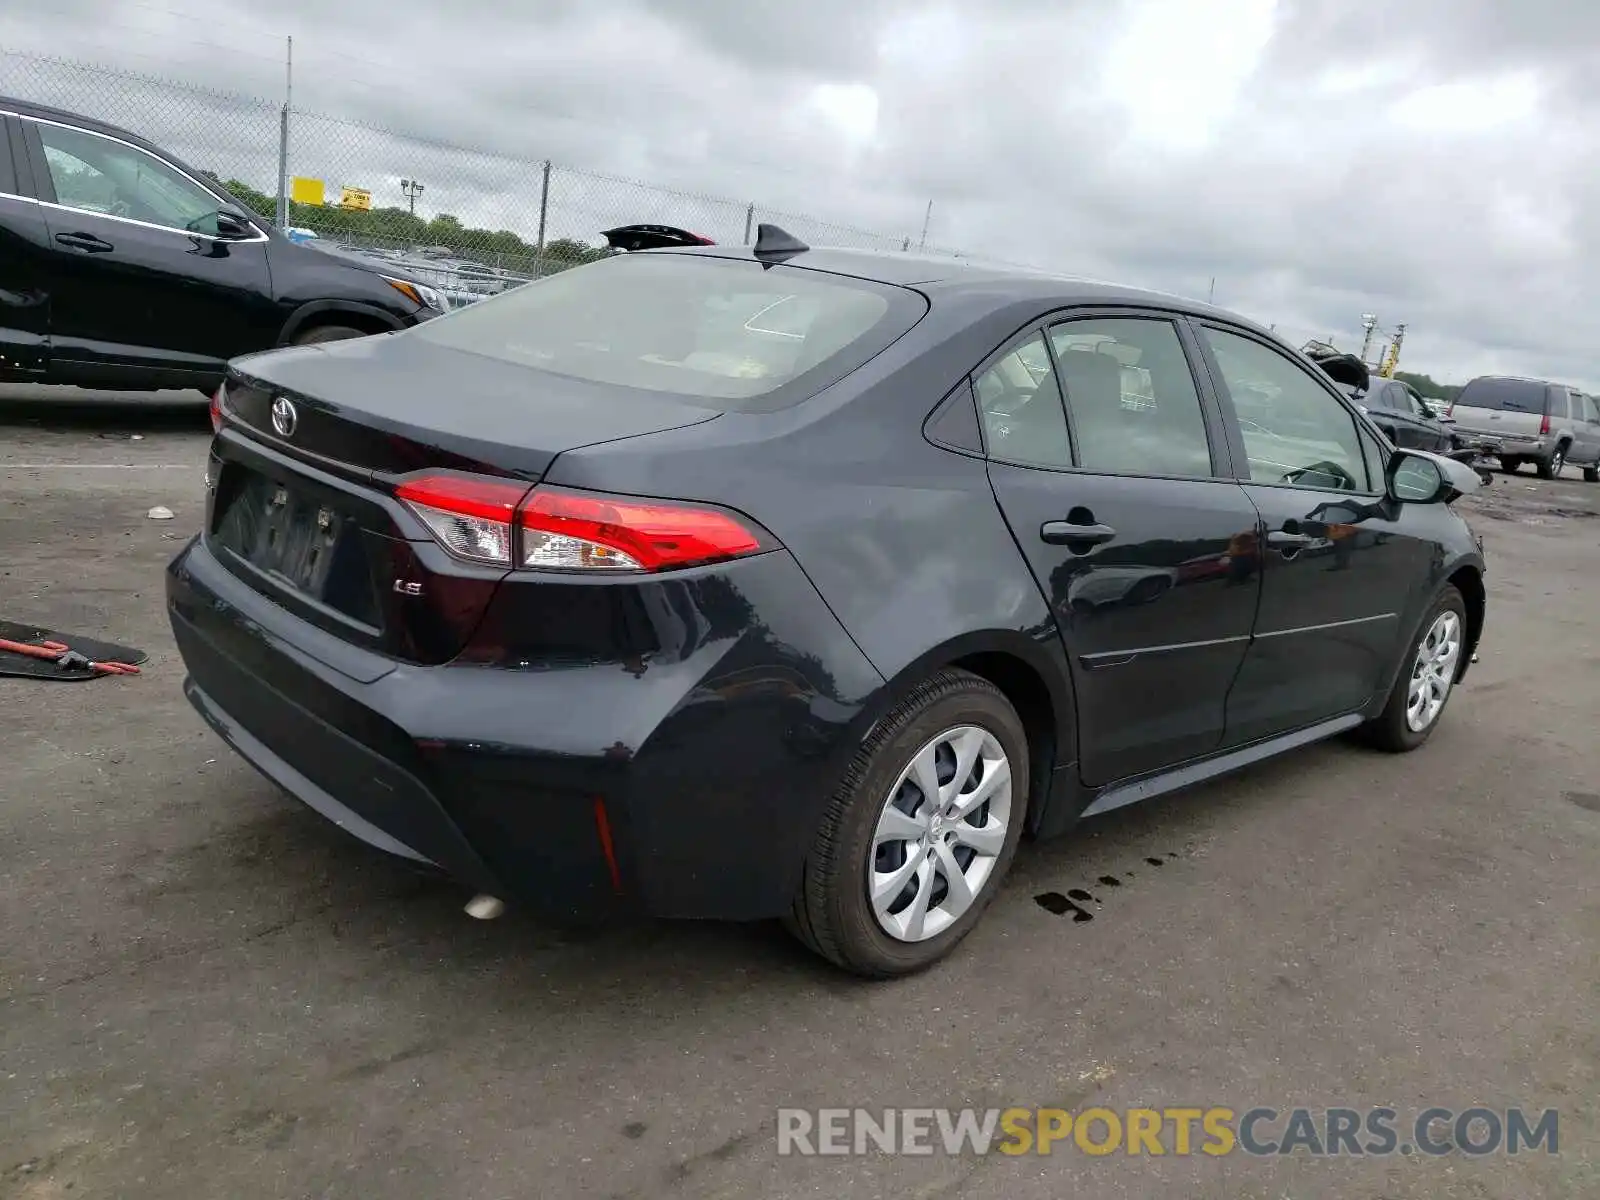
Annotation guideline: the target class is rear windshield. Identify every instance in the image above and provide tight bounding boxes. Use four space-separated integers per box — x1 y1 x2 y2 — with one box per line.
1456 378 1549 414
409 252 919 412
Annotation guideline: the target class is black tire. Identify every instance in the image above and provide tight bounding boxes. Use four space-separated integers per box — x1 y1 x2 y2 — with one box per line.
1359 585 1468 753
1537 446 1566 480
1584 465 1599 484
292 324 368 346
1499 457 1521 473
786 669 1029 978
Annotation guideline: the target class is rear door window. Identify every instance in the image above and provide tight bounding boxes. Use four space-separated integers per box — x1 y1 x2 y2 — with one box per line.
409 252 921 412
1455 379 1547 413
1046 317 1218 478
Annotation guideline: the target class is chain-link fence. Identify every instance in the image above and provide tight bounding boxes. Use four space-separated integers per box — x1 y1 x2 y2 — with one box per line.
1 47 998 303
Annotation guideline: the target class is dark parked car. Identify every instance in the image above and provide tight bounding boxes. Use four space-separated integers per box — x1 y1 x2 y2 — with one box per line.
0 96 447 392
1352 377 1466 455
166 229 1488 977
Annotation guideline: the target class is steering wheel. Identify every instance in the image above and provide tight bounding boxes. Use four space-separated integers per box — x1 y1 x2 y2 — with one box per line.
1283 460 1358 489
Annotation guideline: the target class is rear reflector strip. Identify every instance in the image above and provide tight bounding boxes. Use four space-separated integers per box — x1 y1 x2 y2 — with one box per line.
592 797 623 893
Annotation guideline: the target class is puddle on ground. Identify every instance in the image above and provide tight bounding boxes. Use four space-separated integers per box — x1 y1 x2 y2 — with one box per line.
1035 849 1189 924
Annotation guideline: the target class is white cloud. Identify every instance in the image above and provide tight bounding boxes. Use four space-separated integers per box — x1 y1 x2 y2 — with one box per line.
1391 72 1543 133
1101 0 1278 151
1 0 1599 388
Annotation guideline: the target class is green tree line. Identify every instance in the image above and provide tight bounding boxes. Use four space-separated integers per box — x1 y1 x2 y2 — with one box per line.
202 173 610 272
1394 371 1461 403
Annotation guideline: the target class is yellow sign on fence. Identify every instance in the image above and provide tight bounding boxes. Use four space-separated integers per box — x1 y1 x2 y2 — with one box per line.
290 176 325 206
340 187 372 211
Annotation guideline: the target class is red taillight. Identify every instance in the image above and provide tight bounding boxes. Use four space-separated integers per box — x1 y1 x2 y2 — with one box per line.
1540 410 1552 435
209 386 224 433
519 487 762 572
394 472 767 573
395 473 531 565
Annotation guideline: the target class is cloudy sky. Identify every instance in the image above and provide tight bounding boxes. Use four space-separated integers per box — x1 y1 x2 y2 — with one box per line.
1 0 1595 386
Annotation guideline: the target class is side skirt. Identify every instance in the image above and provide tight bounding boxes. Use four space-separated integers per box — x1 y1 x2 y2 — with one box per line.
1077 712 1365 820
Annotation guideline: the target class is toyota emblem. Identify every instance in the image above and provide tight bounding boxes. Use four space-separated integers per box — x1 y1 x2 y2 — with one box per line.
270 396 298 438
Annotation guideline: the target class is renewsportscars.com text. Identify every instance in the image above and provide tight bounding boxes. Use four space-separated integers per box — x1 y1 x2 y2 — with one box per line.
776 1105 1559 1158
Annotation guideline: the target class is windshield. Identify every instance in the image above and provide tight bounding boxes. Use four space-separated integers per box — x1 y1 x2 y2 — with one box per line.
409 253 915 411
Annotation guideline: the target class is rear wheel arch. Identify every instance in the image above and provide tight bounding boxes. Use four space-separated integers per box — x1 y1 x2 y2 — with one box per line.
851 634 1076 837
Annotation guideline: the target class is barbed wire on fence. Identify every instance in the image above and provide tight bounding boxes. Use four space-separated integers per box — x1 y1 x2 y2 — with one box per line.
0 45 976 294
0 43 1261 325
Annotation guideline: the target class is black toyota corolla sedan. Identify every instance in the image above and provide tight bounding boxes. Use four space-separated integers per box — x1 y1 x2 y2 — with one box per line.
167 227 1487 977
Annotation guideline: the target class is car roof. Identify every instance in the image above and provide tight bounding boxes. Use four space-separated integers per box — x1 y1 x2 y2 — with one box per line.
663 243 1265 330
1465 374 1556 388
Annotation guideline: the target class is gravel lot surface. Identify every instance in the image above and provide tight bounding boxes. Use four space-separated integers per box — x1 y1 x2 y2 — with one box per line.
2 387 1596 1199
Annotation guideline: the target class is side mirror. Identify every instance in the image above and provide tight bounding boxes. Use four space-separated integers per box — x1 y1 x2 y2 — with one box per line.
214 209 253 238
1387 450 1451 504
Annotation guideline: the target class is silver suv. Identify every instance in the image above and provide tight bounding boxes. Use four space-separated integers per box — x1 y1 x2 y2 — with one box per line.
1449 376 1600 481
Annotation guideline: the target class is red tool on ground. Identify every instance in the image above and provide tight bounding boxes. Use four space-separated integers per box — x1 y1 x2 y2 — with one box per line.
0 636 141 676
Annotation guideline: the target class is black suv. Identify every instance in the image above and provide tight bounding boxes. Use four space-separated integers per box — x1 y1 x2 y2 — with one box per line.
0 96 447 392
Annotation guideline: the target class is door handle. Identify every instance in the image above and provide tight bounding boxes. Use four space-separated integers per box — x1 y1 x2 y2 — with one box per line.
1041 520 1116 547
55 232 114 253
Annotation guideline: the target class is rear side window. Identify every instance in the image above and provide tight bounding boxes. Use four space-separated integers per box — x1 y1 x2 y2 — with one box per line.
1455 378 1548 413
975 333 1073 469
409 252 916 412
1549 388 1574 419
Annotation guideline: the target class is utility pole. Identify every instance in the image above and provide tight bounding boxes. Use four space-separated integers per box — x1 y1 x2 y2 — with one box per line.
1359 313 1378 365
1208 277 1216 303
275 36 292 228
918 200 932 251
535 160 551 254
400 178 425 217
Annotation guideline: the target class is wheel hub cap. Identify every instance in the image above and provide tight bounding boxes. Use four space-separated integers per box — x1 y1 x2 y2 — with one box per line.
867 725 1013 943
1406 610 1462 733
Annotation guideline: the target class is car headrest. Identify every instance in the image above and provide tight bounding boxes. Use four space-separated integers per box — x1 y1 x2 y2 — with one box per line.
1055 350 1124 418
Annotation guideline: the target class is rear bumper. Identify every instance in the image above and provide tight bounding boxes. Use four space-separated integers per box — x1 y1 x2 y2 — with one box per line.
1458 430 1550 457
166 534 883 921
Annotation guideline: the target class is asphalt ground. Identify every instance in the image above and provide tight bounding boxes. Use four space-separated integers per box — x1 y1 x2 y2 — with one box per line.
2 384 1597 1199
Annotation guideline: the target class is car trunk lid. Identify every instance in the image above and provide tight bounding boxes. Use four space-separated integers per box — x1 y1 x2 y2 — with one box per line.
207 334 722 663
223 334 721 481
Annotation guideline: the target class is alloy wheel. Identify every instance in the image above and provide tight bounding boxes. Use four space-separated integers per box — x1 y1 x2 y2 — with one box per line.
867 725 1013 942
1406 610 1462 732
